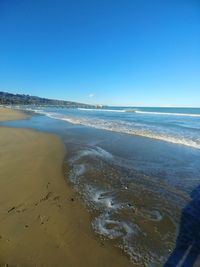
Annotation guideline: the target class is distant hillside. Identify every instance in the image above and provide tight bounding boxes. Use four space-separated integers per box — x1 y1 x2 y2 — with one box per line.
0 91 95 108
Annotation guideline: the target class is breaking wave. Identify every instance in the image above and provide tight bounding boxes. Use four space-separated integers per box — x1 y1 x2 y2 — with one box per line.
32 109 200 150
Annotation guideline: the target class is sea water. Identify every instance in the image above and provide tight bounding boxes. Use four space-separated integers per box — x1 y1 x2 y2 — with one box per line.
23 106 200 149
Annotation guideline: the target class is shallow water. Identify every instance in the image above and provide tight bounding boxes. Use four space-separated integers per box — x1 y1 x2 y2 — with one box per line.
65 144 188 266
1 107 200 266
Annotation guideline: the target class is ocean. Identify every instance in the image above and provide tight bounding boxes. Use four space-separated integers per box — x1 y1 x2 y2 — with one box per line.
29 106 200 149
2 106 200 266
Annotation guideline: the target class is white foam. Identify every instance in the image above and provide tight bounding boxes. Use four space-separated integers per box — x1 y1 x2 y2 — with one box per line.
139 209 163 222
69 164 86 183
135 110 200 117
82 185 120 211
92 213 138 240
70 146 113 163
78 108 126 113
93 191 121 210
63 116 200 149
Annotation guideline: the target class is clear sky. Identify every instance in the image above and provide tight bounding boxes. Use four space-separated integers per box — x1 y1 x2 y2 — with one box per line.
0 0 199 107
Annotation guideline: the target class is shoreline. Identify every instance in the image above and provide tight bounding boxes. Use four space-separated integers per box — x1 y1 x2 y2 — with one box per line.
0 108 133 267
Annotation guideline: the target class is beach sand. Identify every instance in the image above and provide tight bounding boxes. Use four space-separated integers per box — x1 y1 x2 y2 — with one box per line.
0 108 133 267
0 107 28 122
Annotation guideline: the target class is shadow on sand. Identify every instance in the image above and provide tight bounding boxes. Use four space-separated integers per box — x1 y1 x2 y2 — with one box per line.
164 185 200 267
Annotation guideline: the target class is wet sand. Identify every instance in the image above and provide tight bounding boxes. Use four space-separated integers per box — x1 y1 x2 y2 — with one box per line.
0 108 133 267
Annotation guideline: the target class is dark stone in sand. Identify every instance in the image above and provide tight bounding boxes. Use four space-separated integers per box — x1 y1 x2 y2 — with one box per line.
8 206 15 213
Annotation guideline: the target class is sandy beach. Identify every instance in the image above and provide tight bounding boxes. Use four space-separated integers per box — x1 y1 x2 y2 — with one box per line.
0 108 133 267
0 107 28 122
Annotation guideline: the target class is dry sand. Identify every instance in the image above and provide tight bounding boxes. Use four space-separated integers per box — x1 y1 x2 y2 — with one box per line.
0 108 133 267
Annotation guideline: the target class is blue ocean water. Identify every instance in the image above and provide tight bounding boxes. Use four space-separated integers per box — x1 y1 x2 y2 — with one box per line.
26 106 200 149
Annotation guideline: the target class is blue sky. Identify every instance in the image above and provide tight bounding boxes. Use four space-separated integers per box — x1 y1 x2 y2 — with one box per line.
0 0 199 106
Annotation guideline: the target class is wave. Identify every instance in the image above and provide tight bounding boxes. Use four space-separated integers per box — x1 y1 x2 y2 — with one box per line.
29 109 200 149
78 108 127 113
135 110 200 117
11 106 200 117
78 108 139 113
77 108 200 117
